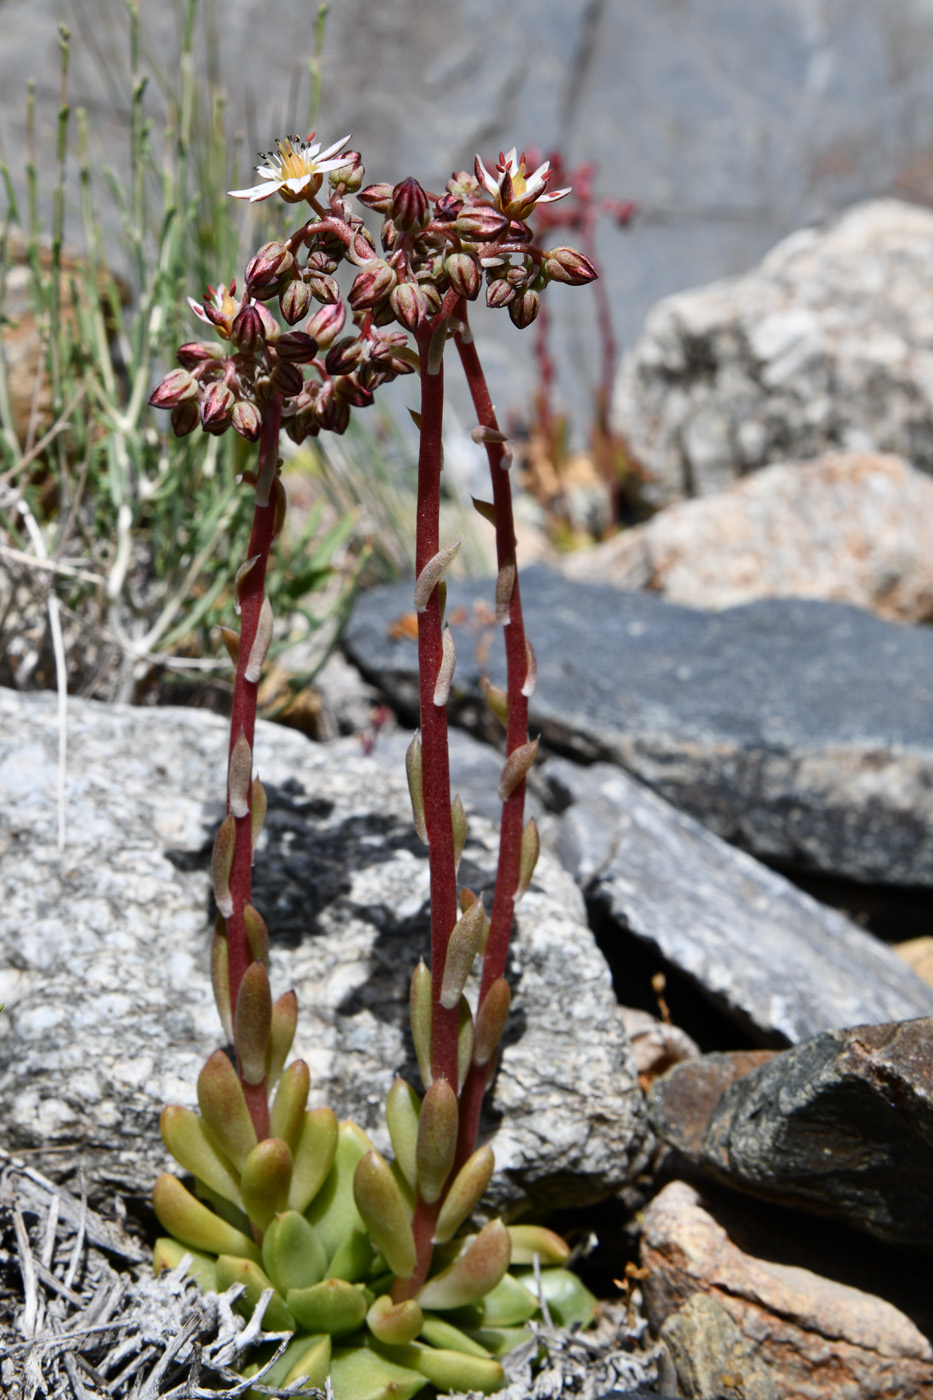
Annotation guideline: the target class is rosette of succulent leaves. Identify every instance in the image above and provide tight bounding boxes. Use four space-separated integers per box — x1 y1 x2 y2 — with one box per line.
150 135 599 1400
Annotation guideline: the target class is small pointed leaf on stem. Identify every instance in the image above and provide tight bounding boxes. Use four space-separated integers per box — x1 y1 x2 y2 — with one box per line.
288 1106 339 1214
474 978 511 1067
266 989 298 1088
471 497 497 526
211 815 236 918
228 732 252 818
433 1144 495 1244
153 1174 260 1262
495 559 515 624
410 960 433 1088
353 1150 417 1279
243 904 269 966
457 996 475 1091
433 625 456 706
219 626 240 666
414 538 462 614
498 738 539 802
415 1078 458 1205
198 1049 258 1171
270 1059 311 1147
426 318 448 375
470 425 509 446
481 679 508 728
451 795 467 871
522 636 537 698
211 916 233 1042
405 733 428 844
416 1218 511 1309
233 555 261 616
507 1224 571 1266
235 960 272 1085
439 899 485 1010
245 596 274 683
407 407 422 430
160 1106 244 1208
240 1137 293 1230
516 818 540 903
250 778 267 854
386 1078 421 1190
270 475 288 544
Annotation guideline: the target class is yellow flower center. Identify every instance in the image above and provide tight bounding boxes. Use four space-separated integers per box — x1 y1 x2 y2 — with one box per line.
276 137 312 181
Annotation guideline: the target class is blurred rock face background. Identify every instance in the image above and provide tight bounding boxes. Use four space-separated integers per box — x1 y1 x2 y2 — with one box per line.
5 0 933 426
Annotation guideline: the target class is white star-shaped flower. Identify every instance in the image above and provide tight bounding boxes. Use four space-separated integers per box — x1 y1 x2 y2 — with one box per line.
229 132 352 204
474 147 571 222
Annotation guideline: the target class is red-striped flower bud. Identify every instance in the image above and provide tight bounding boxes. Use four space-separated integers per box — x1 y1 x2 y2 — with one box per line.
434 192 463 222
392 177 430 233
544 245 599 286
148 368 198 409
171 400 200 436
456 204 509 242
308 273 341 306
279 279 312 325
389 280 428 331
270 359 304 397
232 400 262 441
485 278 514 309
276 330 319 363
445 252 481 301
245 241 296 291
200 382 235 433
325 336 365 376
508 288 540 328
231 302 266 352
334 374 374 409
348 260 398 312
306 300 346 349
176 342 222 372
358 182 394 213
319 392 350 434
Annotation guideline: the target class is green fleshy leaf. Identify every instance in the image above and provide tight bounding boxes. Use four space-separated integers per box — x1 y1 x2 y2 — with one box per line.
418 1315 490 1357
466 1325 538 1359
215 1254 295 1332
327 1227 377 1283
290 1106 339 1215
514 1266 597 1329
286 1277 368 1335
262 1210 327 1293
416 1219 510 1310
248 1333 331 1395
153 1236 217 1293
330 1344 426 1400
153 1174 260 1263
449 1269 539 1328
305 1120 371 1257
194 1179 252 1237
368 1339 504 1393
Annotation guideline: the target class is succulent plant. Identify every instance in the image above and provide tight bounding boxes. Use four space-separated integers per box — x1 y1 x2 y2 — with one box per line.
150 134 601 1398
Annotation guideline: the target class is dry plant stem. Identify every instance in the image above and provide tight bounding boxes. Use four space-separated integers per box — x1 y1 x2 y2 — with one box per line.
224 393 283 1140
454 318 531 1170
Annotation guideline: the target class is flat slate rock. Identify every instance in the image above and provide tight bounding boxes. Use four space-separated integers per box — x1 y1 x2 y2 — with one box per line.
649 1019 933 1252
0 687 649 1213
344 565 933 886
543 757 933 1046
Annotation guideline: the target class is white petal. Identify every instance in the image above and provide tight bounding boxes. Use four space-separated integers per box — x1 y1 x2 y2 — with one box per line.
537 185 572 205
284 173 313 194
228 179 282 202
474 153 499 198
316 133 352 163
187 296 209 322
502 146 519 171
524 159 551 193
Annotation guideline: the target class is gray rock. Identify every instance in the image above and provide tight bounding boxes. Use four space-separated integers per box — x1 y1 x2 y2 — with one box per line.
614 201 933 503
649 1019 933 1252
0 686 649 1212
563 452 933 625
344 566 933 887
545 758 933 1046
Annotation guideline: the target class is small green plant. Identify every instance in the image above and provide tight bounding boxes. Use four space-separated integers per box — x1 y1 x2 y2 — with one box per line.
148 134 598 1398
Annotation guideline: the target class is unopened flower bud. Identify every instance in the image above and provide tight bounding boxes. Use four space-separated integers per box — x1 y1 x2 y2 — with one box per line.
148 368 198 409
334 374 374 409
245 241 295 291
329 149 364 192
319 393 350 434
276 330 319 363
485 278 515 310
390 280 428 331
176 342 221 371
171 400 200 436
308 273 341 305
270 359 304 397
544 245 599 286
279 279 313 325
325 336 365 376
508 288 540 328
232 399 262 441
456 204 509 242
445 252 481 301
392 176 430 233
200 382 235 433
231 302 265 352
434 192 463 222
349 260 398 312
306 300 346 348
358 182 394 213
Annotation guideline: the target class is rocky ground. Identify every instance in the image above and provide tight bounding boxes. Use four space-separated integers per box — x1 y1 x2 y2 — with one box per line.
5 196 933 1397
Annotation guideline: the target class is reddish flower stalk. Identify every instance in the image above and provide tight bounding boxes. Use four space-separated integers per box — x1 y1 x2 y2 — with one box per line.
453 316 531 1171
222 393 283 1139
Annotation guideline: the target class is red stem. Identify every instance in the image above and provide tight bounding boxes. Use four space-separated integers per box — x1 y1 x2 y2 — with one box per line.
453 315 531 1172
223 394 282 1141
